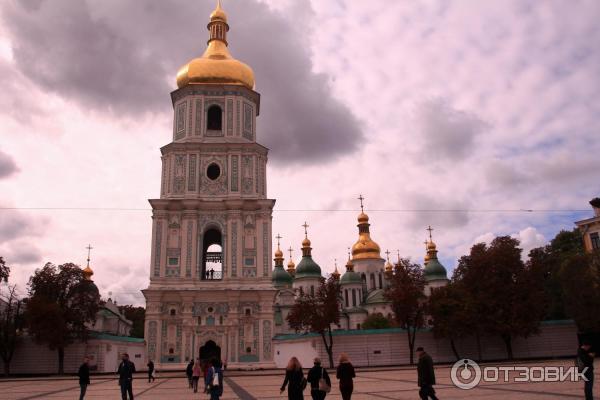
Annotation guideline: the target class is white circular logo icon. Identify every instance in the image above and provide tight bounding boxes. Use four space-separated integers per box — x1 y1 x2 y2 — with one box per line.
451 359 481 390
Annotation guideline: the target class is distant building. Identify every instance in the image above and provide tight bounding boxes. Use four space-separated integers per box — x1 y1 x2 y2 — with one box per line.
91 298 133 337
575 198 600 252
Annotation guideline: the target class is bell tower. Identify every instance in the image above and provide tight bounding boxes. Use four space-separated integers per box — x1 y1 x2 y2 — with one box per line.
143 1 276 369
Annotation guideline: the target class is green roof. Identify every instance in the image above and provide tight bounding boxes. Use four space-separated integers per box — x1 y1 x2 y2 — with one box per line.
272 265 293 286
295 256 322 279
424 258 448 281
340 270 362 285
90 332 144 343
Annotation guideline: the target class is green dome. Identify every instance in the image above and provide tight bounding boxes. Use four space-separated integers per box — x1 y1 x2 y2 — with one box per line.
295 256 322 279
272 265 293 287
424 258 448 281
340 270 362 285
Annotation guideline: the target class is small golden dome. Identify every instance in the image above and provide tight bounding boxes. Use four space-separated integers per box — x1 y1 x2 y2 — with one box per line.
274 247 283 258
83 265 94 281
210 0 227 22
175 1 255 90
302 237 311 248
427 240 437 250
358 212 369 224
287 259 296 269
385 260 393 272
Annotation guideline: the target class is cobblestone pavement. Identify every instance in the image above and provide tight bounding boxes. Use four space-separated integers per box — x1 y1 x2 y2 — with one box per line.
0 359 593 399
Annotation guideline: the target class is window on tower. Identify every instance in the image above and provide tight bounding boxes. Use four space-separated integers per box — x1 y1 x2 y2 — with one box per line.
207 105 222 131
207 163 221 180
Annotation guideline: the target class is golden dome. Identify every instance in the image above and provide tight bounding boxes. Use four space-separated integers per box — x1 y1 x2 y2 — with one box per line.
83 265 94 281
175 2 255 90
302 237 311 248
274 247 283 258
385 260 393 272
427 240 437 250
210 0 227 22
287 259 296 269
357 212 369 224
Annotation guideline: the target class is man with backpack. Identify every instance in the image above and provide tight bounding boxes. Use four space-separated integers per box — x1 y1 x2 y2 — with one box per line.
307 357 331 400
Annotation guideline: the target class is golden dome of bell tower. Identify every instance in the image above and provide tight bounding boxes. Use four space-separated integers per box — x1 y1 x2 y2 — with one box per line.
351 195 382 260
176 0 255 89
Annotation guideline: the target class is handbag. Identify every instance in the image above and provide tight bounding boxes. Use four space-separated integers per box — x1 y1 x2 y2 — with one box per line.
318 367 331 393
212 367 220 387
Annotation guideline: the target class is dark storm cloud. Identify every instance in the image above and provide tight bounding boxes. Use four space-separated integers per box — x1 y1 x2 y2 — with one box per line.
0 149 18 179
1 0 363 163
0 209 43 243
415 99 488 161
3 243 43 265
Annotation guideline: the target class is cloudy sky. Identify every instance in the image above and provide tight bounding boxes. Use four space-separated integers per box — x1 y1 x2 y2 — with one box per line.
1 0 598 305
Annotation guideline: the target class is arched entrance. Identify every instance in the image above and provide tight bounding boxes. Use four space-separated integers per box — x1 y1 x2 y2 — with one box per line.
202 228 223 280
199 340 221 363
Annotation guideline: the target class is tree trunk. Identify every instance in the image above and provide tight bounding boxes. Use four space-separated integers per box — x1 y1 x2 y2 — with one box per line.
407 325 416 365
320 329 335 369
58 347 65 375
502 334 513 360
450 338 460 361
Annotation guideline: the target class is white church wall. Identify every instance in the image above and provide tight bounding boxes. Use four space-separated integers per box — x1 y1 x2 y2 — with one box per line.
273 338 318 368
273 321 578 368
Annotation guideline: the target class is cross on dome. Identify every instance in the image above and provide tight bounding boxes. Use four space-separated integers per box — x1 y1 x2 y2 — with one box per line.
358 194 365 212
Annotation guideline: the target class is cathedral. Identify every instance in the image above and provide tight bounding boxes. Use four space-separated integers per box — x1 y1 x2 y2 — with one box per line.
143 2 448 370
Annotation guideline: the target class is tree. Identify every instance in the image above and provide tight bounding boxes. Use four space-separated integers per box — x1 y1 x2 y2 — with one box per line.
0 257 9 283
26 263 100 374
0 258 25 377
384 258 426 365
454 236 546 360
528 229 584 320
558 250 600 333
361 313 392 330
118 305 145 338
427 282 471 361
287 276 341 368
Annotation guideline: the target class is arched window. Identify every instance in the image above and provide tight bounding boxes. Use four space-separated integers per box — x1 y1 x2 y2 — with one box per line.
202 229 223 280
378 273 383 289
170 309 176 316
352 289 356 307
207 105 222 130
310 286 315 296
344 290 349 308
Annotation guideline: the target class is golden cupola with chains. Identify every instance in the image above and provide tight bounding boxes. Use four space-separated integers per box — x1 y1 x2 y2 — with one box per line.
351 198 382 260
176 1 255 89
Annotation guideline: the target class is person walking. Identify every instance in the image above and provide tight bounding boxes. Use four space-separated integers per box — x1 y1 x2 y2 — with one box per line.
146 360 155 383
307 357 331 400
416 347 439 400
186 359 194 388
77 356 90 400
205 358 224 400
192 359 202 393
280 356 305 400
336 353 355 400
117 353 136 400
577 342 595 400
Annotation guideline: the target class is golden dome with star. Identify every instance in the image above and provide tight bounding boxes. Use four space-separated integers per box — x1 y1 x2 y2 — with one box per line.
175 1 255 90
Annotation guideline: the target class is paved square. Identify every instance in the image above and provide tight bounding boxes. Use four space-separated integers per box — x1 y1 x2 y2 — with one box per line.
0 359 593 399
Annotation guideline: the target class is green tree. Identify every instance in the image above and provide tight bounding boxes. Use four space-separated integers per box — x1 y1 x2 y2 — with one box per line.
118 305 145 338
287 276 341 368
558 250 600 333
427 282 471 361
384 258 426 365
361 313 392 330
528 229 584 320
26 263 100 374
454 236 546 360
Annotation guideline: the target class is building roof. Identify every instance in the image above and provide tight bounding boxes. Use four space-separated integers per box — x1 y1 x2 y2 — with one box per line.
365 289 388 304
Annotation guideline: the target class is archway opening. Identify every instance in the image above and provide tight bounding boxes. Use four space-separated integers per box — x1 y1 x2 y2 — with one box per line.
202 229 223 280
199 340 221 364
207 105 222 131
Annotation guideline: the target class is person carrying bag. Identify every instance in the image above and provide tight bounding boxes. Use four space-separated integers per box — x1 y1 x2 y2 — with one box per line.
307 358 331 400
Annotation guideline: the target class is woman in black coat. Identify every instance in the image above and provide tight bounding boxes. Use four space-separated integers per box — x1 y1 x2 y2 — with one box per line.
336 353 355 400
307 358 331 400
280 357 305 400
